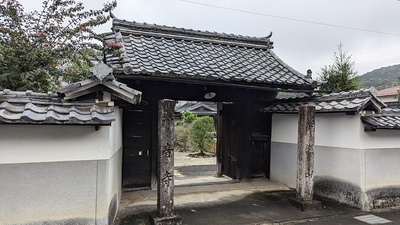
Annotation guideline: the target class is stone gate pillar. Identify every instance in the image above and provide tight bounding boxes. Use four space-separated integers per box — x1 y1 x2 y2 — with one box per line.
288 104 321 211
150 99 182 225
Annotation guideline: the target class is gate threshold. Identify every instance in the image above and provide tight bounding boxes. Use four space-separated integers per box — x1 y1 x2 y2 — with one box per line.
174 175 236 187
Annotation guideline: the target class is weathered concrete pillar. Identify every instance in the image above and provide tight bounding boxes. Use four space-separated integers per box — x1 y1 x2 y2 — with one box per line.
150 99 182 225
288 104 321 211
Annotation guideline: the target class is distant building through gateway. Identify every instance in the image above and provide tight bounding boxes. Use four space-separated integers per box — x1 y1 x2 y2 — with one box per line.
377 85 400 108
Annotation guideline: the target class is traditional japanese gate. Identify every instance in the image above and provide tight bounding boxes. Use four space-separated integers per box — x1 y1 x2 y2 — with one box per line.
119 79 276 189
107 18 316 191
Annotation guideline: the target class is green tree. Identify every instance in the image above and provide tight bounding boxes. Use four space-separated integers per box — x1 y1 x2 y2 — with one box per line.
319 43 360 92
0 0 118 92
189 116 215 156
181 110 197 124
175 110 197 152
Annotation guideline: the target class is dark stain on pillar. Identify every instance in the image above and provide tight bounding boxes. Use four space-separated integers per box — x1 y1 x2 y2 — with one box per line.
289 104 321 211
150 99 182 224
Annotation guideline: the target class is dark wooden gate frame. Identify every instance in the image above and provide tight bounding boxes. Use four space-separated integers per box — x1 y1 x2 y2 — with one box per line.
117 77 277 190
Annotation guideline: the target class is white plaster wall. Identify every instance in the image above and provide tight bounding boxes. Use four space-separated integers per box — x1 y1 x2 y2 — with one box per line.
91 108 123 224
271 114 298 144
0 107 124 225
95 149 122 224
109 108 123 156
315 114 361 149
270 114 298 187
108 148 122 209
271 112 400 210
270 113 363 188
92 109 123 224
105 108 123 222
360 127 400 190
364 149 400 189
0 125 110 164
0 107 124 165
272 113 361 148
361 129 400 149
270 142 297 188
270 143 364 189
314 146 363 188
0 160 98 225
270 114 302 188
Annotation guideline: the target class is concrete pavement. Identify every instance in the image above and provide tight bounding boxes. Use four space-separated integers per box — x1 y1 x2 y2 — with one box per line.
115 179 400 225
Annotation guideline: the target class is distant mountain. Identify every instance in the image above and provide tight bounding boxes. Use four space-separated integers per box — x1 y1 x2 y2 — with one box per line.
359 64 400 90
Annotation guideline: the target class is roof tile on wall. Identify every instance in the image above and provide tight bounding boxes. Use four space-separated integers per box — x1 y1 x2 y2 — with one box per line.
361 108 400 129
262 88 385 113
0 95 115 125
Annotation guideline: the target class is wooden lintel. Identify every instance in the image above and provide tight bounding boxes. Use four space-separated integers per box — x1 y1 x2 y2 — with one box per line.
116 74 315 93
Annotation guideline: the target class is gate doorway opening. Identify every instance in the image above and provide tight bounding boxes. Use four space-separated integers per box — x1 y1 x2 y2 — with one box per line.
173 101 232 186
174 151 232 186
120 79 274 191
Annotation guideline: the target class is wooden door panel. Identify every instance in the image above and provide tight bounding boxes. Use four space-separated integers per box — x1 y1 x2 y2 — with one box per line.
249 110 272 179
123 124 152 137
123 156 151 188
123 136 151 150
251 138 270 178
123 110 151 123
220 103 237 179
122 103 153 189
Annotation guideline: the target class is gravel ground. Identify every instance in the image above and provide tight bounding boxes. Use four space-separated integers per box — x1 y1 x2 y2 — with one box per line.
174 151 216 167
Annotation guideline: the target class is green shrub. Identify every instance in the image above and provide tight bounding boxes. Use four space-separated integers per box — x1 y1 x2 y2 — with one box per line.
174 122 191 152
189 116 215 155
174 110 196 152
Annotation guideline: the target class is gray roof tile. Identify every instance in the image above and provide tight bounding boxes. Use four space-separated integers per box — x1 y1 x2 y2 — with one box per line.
58 63 142 105
262 88 386 113
105 19 316 89
263 87 400 130
0 64 142 125
361 112 400 129
0 95 115 125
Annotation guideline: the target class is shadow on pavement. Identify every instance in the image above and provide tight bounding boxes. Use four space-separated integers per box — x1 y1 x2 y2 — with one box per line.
117 190 361 225
175 165 217 177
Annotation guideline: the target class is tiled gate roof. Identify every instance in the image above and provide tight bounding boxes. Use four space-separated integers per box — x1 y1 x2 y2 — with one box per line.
105 18 316 89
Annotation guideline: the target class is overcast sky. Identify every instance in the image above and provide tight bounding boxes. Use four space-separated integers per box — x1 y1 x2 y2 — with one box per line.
19 0 400 78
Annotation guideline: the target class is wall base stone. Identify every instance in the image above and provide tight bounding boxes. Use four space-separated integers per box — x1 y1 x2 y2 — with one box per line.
314 176 362 208
366 186 400 210
314 176 400 211
149 213 182 225
288 197 321 211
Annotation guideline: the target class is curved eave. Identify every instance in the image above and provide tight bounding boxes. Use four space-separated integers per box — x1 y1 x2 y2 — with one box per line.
114 71 316 92
268 50 316 87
